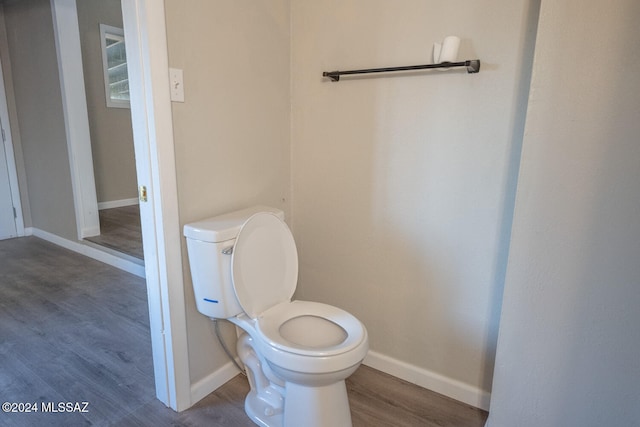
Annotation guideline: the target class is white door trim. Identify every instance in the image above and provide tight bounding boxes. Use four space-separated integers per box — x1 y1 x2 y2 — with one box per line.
0 55 24 237
50 0 100 239
122 0 191 411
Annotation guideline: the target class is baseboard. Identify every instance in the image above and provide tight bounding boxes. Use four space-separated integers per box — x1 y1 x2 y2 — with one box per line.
363 350 491 411
190 361 242 406
27 227 145 278
98 198 139 210
188 350 489 411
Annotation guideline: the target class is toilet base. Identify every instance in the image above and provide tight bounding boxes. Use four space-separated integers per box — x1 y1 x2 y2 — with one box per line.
245 390 283 427
282 380 352 427
231 317 360 427
244 380 352 427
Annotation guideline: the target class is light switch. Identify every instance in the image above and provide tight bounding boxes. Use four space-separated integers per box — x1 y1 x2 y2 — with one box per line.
169 68 184 102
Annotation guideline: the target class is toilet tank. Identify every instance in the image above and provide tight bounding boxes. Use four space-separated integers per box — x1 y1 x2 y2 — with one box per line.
183 205 285 319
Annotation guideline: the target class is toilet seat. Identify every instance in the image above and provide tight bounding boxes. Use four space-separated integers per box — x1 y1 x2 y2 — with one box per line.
231 212 298 318
256 300 366 357
231 212 367 361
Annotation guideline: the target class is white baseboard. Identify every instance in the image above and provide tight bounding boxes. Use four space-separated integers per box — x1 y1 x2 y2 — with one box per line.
190 361 241 406
98 198 139 210
187 349 489 412
27 227 145 278
363 350 491 411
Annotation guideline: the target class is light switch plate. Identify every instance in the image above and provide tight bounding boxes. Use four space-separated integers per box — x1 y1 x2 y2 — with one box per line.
169 68 184 102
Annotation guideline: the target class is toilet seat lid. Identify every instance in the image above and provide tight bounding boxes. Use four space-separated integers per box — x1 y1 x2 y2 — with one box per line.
231 212 298 318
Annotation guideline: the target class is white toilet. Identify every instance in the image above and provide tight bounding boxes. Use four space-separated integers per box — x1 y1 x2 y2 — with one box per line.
184 206 368 427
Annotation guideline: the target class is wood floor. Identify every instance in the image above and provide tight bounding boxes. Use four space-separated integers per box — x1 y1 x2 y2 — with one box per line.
85 205 144 260
0 237 488 426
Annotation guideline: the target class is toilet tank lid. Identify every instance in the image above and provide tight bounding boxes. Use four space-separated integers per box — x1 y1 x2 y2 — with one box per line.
183 205 284 243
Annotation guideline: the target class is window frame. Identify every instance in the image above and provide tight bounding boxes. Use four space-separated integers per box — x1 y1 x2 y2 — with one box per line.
99 24 130 108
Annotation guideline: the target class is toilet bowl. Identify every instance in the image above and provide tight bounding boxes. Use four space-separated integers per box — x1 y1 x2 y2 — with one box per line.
184 206 368 427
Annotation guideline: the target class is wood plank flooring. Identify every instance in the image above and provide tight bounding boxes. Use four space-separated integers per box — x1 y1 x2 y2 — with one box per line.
0 237 488 426
85 205 144 260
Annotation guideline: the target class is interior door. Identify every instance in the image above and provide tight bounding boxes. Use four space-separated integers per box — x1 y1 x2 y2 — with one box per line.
0 116 17 240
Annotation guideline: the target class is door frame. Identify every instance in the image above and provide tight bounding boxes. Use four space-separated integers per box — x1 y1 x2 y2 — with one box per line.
121 0 191 411
50 0 100 239
0 52 24 238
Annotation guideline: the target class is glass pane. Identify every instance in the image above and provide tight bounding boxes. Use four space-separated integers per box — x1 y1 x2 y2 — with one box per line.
100 25 129 107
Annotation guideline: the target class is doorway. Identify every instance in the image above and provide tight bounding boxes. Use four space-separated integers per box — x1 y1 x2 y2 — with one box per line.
73 0 143 262
59 0 190 410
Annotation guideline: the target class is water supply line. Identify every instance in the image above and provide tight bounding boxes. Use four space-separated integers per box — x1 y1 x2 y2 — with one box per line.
213 319 246 376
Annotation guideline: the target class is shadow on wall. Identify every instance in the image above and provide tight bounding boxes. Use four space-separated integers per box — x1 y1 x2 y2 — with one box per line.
481 0 541 392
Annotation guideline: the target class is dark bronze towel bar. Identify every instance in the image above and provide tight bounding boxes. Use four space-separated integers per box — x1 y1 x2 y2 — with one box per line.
323 59 480 82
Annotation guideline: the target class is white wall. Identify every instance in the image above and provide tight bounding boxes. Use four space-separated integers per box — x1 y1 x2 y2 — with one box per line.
291 0 538 406
487 0 640 425
164 0 291 388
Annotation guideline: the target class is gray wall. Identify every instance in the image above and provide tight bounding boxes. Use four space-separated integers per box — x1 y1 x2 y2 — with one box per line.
76 0 137 205
2 0 77 240
290 0 538 402
487 0 640 425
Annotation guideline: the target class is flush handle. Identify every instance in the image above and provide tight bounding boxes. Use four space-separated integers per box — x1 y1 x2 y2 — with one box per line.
221 246 233 255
